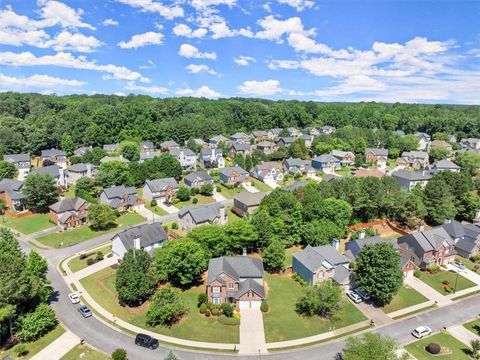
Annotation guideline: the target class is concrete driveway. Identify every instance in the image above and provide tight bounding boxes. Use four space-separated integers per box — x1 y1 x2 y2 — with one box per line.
239 303 267 355
243 183 259 193
404 276 452 306
351 300 393 326
263 179 279 189
448 324 480 345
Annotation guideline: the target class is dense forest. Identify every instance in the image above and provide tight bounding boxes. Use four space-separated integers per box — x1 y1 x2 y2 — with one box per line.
0 92 479 156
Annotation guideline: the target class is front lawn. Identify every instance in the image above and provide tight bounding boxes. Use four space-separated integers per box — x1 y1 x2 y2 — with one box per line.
67 244 112 273
80 267 239 343
285 246 302 268
0 325 65 359
417 270 476 295
251 178 273 192
174 194 215 209
463 319 480 336
381 286 428 314
227 206 242 224
145 202 169 216
335 166 355 177
2 213 54 234
36 213 145 248
455 256 479 273
217 184 245 199
60 345 109 360
404 332 470 360
262 274 367 342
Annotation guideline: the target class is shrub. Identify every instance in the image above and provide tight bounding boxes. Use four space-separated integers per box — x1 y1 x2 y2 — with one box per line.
145 286 188 326
150 199 157 207
441 280 450 286
426 343 441 355
414 269 421 278
14 344 28 357
79 253 88 260
111 348 127 360
474 264 480 273
216 185 221 192
260 301 269 313
192 198 198 205
211 307 220 316
171 222 178 230
218 315 240 325
206 301 213 310
17 304 57 342
222 303 234 318
427 265 440 273
86 258 95 266
96 251 104 261
197 293 208 306
205 310 211 317
292 272 307 286
470 255 480 263
190 188 197 196
199 303 207 314
200 183 213 196
163 225 169 232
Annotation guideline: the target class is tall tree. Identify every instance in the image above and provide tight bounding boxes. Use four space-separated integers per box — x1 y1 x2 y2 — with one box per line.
262 239 286 272
0 160 18 180
22 173 58 210
88 203 117 230
423 175 457 225
60 134 74 156
343 333 407 360
295 281 342 318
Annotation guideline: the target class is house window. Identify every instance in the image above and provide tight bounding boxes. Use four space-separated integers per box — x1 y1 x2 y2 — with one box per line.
228 283 234 289
317 271 324 278
212 286 221 293
213 297 221 305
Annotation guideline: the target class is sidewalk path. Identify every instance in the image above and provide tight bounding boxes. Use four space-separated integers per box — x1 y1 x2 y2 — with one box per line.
30 330 79 360
239 305 267 354
448 324 480 345
353 301 393 326
65 256 117 282
404 276 453 306
30 225 60 239
386 300 435 319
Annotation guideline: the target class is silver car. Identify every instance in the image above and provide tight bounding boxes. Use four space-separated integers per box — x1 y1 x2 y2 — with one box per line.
346 290 362 303
411 325 432 338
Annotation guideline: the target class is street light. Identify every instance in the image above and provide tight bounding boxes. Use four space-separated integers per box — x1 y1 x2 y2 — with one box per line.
453 268 460 294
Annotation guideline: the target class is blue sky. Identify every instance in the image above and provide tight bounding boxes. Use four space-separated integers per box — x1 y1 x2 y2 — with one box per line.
0 0 479 103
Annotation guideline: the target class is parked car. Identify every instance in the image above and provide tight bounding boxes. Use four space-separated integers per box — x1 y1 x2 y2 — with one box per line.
78 305 92 318
411 325 432 338
354 287 371 301
453 261 466 270
135 334 159 350
68 292 80 304
346 290 362 304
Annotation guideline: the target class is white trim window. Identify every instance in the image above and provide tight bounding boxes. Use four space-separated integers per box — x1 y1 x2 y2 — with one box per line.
213 297 221 305
228 283 235 289
212 286 221 293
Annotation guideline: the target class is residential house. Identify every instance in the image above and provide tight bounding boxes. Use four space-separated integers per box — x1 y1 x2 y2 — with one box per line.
330 150 356 166
460 138 480 151
287 127 302 138
255 141 277 155
352 168 384 179
100 185 139 211
320 126 336 135
323 173 343 182
301 134 314 148
251 130 268 142
230 132 250 144
391 169 432 190
3 153 31 180
0 179 25 211
139 152 156 163
397 227 456 268
431 140 452 152
293 245 351 286
415 132 431 151
276 137 295 148
209 135 229 148
219 166 251 186
140 141 155 153
303 127 320 136
142 177 179 204
170 148 196 170
232 192 267 217
250 162 284 182
199 148 225 169
31 165 67 188
66 163 97 186
228 142 252 159
41 149 67 169
365 148 388 167
311 154 340 174
206 256 265 309
431 159 461 173
267 128 283 140
49 197 89 230
183 171 214 189
442 220 480 259
283 180 307 191
193 138 207 148
74 146 92 156
100 155 130 164
160 140 179 152
283 158 315 176
112 223 168 260
178 203 227 231
398 151 429 170
103 143 120 153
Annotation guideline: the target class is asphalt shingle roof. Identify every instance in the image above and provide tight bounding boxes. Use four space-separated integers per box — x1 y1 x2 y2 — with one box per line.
144 178 179 192
114 223 167 251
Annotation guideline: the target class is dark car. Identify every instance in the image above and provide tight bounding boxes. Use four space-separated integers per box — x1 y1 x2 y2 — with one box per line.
78 305 92 318
135 334 159 350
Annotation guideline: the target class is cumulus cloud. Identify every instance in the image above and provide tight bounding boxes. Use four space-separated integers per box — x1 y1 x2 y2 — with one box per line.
178 44 217 59
238 80 282 96
185 64 217 75
233 56 256 66
51 31 103 52
252 15 315 42
36 0 96 29
175 85 221 98
173 24 207 38
277 0 314 11
118 32 164 49
0 72 86 91
125 81 168 94
103 18 119 26
115 0 183 20
190 0 236 9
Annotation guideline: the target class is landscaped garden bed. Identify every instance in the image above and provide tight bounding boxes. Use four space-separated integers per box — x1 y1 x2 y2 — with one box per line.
416 268 476 294
67 244 112 273
404 332 470 359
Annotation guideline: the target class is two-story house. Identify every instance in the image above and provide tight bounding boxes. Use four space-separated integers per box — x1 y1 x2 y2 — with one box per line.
391 169 432 190
219 166 251 186
66 163 97 186
460 138 480 151
209 135 229 148
415 132 431 151
3 153 31 180
301 134 314 148
199 148 225 169
311 154 340 174
250 162 283 182
183 171 214 189
330 150 356 166
142 178 179 204
31 165 67 188
206 256 265 309
431 159 461 173
442 220 480 259
178 203 227 231
232 192 267 217
255 141 277 155
283 158 315 176
276 137 295 148
251 131 268 143
0 179 25 211
49 197 89 230
267 128 283 140
100 185 139 211
111 223 168 260
287 127 302 138
140 141 155 153
170 148 196 170
228 143 252 159
398 151 429 170
365 148 388 168
41 149 67 169
230 132 250 144
73 146 92 157
160 140 180 152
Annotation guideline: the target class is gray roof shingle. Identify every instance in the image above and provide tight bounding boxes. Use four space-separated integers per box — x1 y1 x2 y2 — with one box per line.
114 223 167 251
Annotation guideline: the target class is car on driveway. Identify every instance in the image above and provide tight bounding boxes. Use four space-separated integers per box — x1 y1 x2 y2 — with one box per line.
346 290 362 303
354 287 371 301
135 333 159 350
411 325 432 338
453 261 466 271
68 292 80 304
78 305 92 318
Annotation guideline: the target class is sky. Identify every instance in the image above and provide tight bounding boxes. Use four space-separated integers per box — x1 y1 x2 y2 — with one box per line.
0 0 479 103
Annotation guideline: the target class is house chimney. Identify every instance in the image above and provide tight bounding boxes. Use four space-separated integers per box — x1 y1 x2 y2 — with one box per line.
134 237 140 250
242 247 247 256
475 210 480 220
419 224 425 232
331 238 340 251
444 219 452 224
359 230 366 239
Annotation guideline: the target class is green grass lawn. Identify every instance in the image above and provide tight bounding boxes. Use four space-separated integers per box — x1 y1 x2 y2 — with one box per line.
67 244 112 273
404 332 471 360
2 213 54 234
145 202 169 216
463 319 480 336
217 184 245 199
285 246 302 268
63 185 76 198
36 212 145 248
251 178 273 192
381 286 429 314
80 267 239 343
60 345 110 360
174 194 215 209
227 206 242 224
455 256 479 273
335 166 355 177
418 270 476 295
262 274 367 342
0 325 65 359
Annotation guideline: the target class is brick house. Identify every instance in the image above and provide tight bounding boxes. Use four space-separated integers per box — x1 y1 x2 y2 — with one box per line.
206 256 265 309
219 166 251 186
142 177 179 204
365 148 388 167
255 141 277 155
183 171 214 189
228 142 252 159
100 185 140 211
251 130 268 143
442 220 480 259
49 197 89 230
398 151 429 170
160 140 179 152
0 179 25 211
330 150 356 166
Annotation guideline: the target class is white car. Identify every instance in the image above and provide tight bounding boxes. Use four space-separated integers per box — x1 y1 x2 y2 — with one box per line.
411 325 432 338
354 287 371 301
346 290 362 304
68 292 80 304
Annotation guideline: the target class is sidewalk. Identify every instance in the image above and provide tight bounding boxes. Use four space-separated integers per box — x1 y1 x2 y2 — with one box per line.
448 324 480 345
158 202 179 215
446 264 480 285
404 276 453 306
30 226 60 239
65 256 117 282
386 300 435 319
30 330 79 360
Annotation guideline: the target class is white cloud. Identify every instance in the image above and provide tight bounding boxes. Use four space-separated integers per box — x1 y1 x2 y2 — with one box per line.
0 51 149 82
173 24 207 38
253 15 314 42
103 18 119 26
190 0 236 9
277 0 314 11
36 0 96 30
115 0 183 20
51 31 103 52
233 56 256 66
0 72 85 90
114 91 126 96
238 80 282 96
118 32 164 49
175 85 221 98
314 75 387 96
139 60 156 69
185 64 217 75
178 44 217 59
125 81 169 94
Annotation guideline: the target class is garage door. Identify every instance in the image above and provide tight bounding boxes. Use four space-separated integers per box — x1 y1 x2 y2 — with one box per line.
239 300 261 310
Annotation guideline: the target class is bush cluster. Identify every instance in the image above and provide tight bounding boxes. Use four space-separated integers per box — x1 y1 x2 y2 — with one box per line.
426 265 441 273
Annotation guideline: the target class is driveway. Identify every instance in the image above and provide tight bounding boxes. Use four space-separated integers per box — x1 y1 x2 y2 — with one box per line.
30 330 79 360
307 174 322 182
404 276 452 306
351 300 393 326
243 183 259 193
448 324 480 346
239 303 267 354
263 179 279 189
446 263 480 285
212 191 227 202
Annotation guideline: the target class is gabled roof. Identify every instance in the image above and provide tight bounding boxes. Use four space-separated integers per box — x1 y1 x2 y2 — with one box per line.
236 278 265 299
49 197 88 213
209 135 228 143
140 141 155 148
284 158 309 168
103 143 120 151
276 136 294 144
4 153 30 162
251 130 268 137
230 142 251 151
293 245 350 273
41 149 66 157
170 148 196 157
256 141 276 148
330 150 354 159
178 202 224 224
32 165 62 178
433 159 460 170
68 163 90 173
231 132 249 140
365 148 388 156
160 140 178 147
344 236 399 260
100 155 130 163
398 227 454 258
0 179 24 200
200 148 223 157
114 223 167 251
145 177 179 192
74 146 92 155
323 173 343 182
234 191 267 207
391 169 432 181
207 256 264 284
220 166 249 177
102 185 137 199
415 132 431 141
139 152 156 161
269 128 283 135
312 154 338 163
401 151 429 160
282 180 307 191
184 171 212 183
